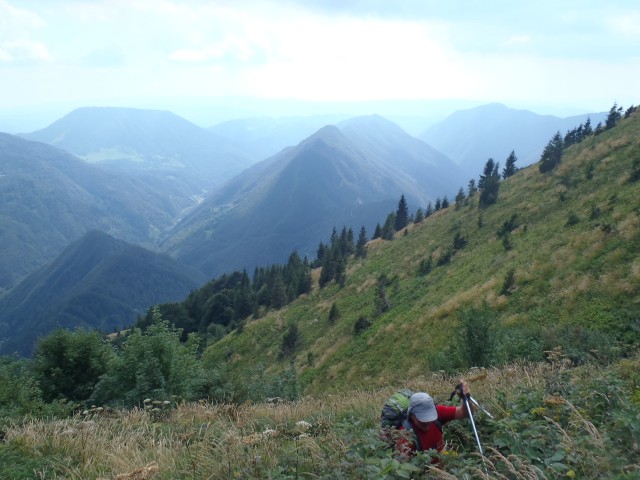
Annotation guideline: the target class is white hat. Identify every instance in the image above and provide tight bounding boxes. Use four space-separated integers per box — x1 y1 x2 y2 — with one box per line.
408 392 438 422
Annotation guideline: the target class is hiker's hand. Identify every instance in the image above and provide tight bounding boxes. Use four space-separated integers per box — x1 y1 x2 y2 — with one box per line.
458 379 470 398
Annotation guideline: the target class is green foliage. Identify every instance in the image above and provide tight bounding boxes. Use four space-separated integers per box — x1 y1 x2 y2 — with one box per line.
91 312 205 406
503 150 518 178
375 274 392 314
606 102 623 129
354 315 372 335
33 328 114 403
417 255 433 276
458 305 496 368
0 356 43 419
280 322 299 357
414 208 424 223
382 213 397 240
500 268 516 295
395 194 410 231
452 231 467 251
356 225 368 258
454 187 465 209
565 211 581 227
539 131 564 173
478 158 501 207
328 302 340 324
630 158 640 182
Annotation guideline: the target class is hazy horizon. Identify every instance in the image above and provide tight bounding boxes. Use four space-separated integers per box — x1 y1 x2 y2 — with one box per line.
1 1 638 132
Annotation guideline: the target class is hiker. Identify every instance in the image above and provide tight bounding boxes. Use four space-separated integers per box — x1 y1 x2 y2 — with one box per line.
395 381 474 459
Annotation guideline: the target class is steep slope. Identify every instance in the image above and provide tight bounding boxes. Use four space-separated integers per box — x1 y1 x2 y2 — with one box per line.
200 109 640 394
163 118 463 278
0 230 205 356
21 107 254 190
421 103 607 175
0 133 189 292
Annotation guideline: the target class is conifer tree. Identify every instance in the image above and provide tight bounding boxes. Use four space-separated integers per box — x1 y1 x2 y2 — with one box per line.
478 158 501 207
605 102 623 129
502 150 518 178
434 197 441 211
382 213 396 240
539 131 564 173
414 208 424 223
583 117 593 136
455 187 465 209
468 178 477 196
425 202 433 217
373 223 382 239
441 195 449 209
355 226 368 258
394 194 410 231
328 302 340 323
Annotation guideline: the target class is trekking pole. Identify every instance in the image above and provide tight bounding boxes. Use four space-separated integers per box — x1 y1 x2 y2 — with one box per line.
449 384 485 456
468 396 493 419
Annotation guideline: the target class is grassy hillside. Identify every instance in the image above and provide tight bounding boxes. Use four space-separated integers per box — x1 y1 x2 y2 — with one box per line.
3 356 638 478
202 109 640 395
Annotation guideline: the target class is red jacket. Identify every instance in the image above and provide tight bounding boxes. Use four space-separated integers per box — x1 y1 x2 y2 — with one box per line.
396 404 457 454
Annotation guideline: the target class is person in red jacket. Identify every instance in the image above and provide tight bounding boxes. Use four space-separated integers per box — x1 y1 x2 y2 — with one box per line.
395 380 474 458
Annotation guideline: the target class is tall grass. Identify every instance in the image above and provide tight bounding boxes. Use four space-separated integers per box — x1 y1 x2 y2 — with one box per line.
4 356 638 479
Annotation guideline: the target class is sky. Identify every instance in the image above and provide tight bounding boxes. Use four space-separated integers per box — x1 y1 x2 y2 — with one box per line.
1 0 639 129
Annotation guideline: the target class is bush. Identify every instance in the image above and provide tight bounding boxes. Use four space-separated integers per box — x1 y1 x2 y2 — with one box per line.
91 313 205 406
33 329 114 403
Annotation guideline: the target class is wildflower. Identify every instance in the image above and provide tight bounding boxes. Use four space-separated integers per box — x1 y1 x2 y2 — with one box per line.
296 420 311 430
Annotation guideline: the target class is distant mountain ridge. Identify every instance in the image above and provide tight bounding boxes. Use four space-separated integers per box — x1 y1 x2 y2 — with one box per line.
0 133 189 292
420 103 608 174
21 107 255 191
0 230 205 356
162 116 466 278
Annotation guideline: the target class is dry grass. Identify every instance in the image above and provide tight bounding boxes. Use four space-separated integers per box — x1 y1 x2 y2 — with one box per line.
6 358 631 479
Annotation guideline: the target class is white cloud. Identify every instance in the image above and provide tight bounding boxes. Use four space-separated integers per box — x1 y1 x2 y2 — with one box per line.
505 35 531 47
0 39 53 63
0 1 46 34
606 11 640 36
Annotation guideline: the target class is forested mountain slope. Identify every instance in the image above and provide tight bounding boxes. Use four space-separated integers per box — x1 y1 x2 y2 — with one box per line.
200 107 640 394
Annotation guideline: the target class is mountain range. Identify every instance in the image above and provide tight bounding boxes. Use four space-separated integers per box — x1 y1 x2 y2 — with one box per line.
21 107 255 193
0 102 617 355
0 230 205 356
162 115 466 278
0 132 188 293
420 103 608 171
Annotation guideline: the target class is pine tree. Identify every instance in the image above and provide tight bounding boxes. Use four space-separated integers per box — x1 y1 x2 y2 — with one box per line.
605 102 623 129
455 187 465 209
382 213 396 240
434 197 442 211
394 194 410 231
373 223 382 239
502 150 518 178
425 202 433 217
468 178 477 196
355 226 368 258
539 131 564 173
414 208 424 223
328 302 340 323
479 158 501 207
583 117 593 136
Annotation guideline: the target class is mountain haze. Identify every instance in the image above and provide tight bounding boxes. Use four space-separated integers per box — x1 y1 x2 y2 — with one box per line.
421 103 608 174
21 107 254 191
163 117 465 278
0 133 188 292
0 230 205 356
